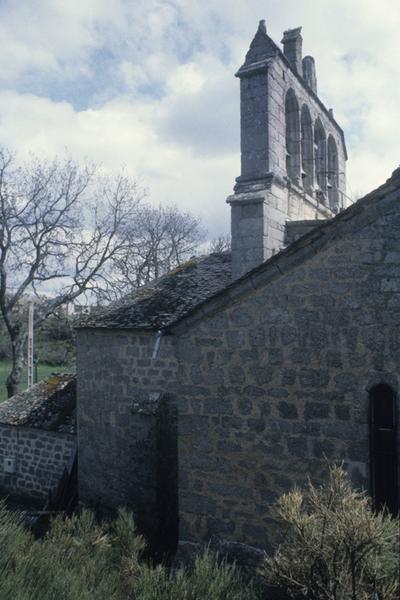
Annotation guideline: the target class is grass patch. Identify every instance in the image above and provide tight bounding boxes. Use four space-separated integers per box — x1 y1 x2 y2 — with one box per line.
0 361 73 402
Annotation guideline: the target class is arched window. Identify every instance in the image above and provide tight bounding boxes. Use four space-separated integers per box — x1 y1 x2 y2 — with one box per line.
301 105 313 190
285 90 301 184
327 135 339 211
314 119 327 198
369 384 398 515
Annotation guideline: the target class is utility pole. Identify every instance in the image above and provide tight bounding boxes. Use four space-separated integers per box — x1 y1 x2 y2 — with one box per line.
27 302 34 387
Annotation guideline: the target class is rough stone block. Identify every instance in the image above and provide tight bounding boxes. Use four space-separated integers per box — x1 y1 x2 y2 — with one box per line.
179 415 209 435
278 402 298 419
304 403 330 420
181 494 217 516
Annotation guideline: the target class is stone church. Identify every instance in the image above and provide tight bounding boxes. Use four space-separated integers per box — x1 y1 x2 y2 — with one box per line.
77 21 400 554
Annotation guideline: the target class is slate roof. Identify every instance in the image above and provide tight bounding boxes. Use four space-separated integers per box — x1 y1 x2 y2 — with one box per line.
79 252 232 330
0 374 76 433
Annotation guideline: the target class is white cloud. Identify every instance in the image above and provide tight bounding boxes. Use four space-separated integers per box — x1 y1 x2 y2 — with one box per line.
0 0 110 82
0 90 234 236
0 0 399 239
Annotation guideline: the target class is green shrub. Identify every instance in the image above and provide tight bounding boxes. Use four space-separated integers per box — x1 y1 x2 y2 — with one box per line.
160 549 254 600
0 503 257 600
263 464 400 599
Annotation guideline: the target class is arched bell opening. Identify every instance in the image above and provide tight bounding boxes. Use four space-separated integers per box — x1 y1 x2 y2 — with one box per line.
327 135 339 212
301 104 313 191
314 118 327 201
285 89 301 185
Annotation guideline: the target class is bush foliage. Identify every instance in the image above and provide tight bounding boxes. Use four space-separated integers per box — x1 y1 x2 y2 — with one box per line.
0 504 256 600
264 464 400 600
0 466 398 599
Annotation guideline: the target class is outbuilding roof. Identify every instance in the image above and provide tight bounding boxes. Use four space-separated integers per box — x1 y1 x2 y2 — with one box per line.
78 252 232 330
0 373 76 433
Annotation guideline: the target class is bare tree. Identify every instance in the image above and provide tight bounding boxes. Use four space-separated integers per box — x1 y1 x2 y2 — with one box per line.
208 234 231 253
0 148 143 397
111 203 205 294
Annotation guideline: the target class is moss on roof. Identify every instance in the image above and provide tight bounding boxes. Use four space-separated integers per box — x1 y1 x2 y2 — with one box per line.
0 374 76 432
78 252 232 330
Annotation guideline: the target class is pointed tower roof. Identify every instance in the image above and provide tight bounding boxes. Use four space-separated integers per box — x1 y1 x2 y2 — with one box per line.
241 20 279 68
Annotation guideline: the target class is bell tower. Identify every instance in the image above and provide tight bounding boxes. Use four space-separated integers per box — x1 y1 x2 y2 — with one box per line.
227 20 348 279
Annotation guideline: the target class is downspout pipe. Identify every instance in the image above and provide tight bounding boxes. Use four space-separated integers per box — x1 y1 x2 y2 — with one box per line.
151 329 163 360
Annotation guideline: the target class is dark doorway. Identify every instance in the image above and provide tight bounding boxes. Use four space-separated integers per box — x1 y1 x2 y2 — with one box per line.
369 384 399 515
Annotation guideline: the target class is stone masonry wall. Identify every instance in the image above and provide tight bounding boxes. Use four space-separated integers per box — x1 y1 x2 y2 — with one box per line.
284 220 321 246
77 329 178 546
0 424 76 504
230 177 333 278
174 205 400 550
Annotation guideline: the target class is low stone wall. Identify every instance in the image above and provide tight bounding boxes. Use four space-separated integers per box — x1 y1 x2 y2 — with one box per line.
0 423 76 504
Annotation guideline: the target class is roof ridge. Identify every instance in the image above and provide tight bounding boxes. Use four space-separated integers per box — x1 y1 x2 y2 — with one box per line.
168 167 400 332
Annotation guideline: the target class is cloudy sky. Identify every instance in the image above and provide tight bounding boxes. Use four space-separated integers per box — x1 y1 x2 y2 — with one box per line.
0 0 399 238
